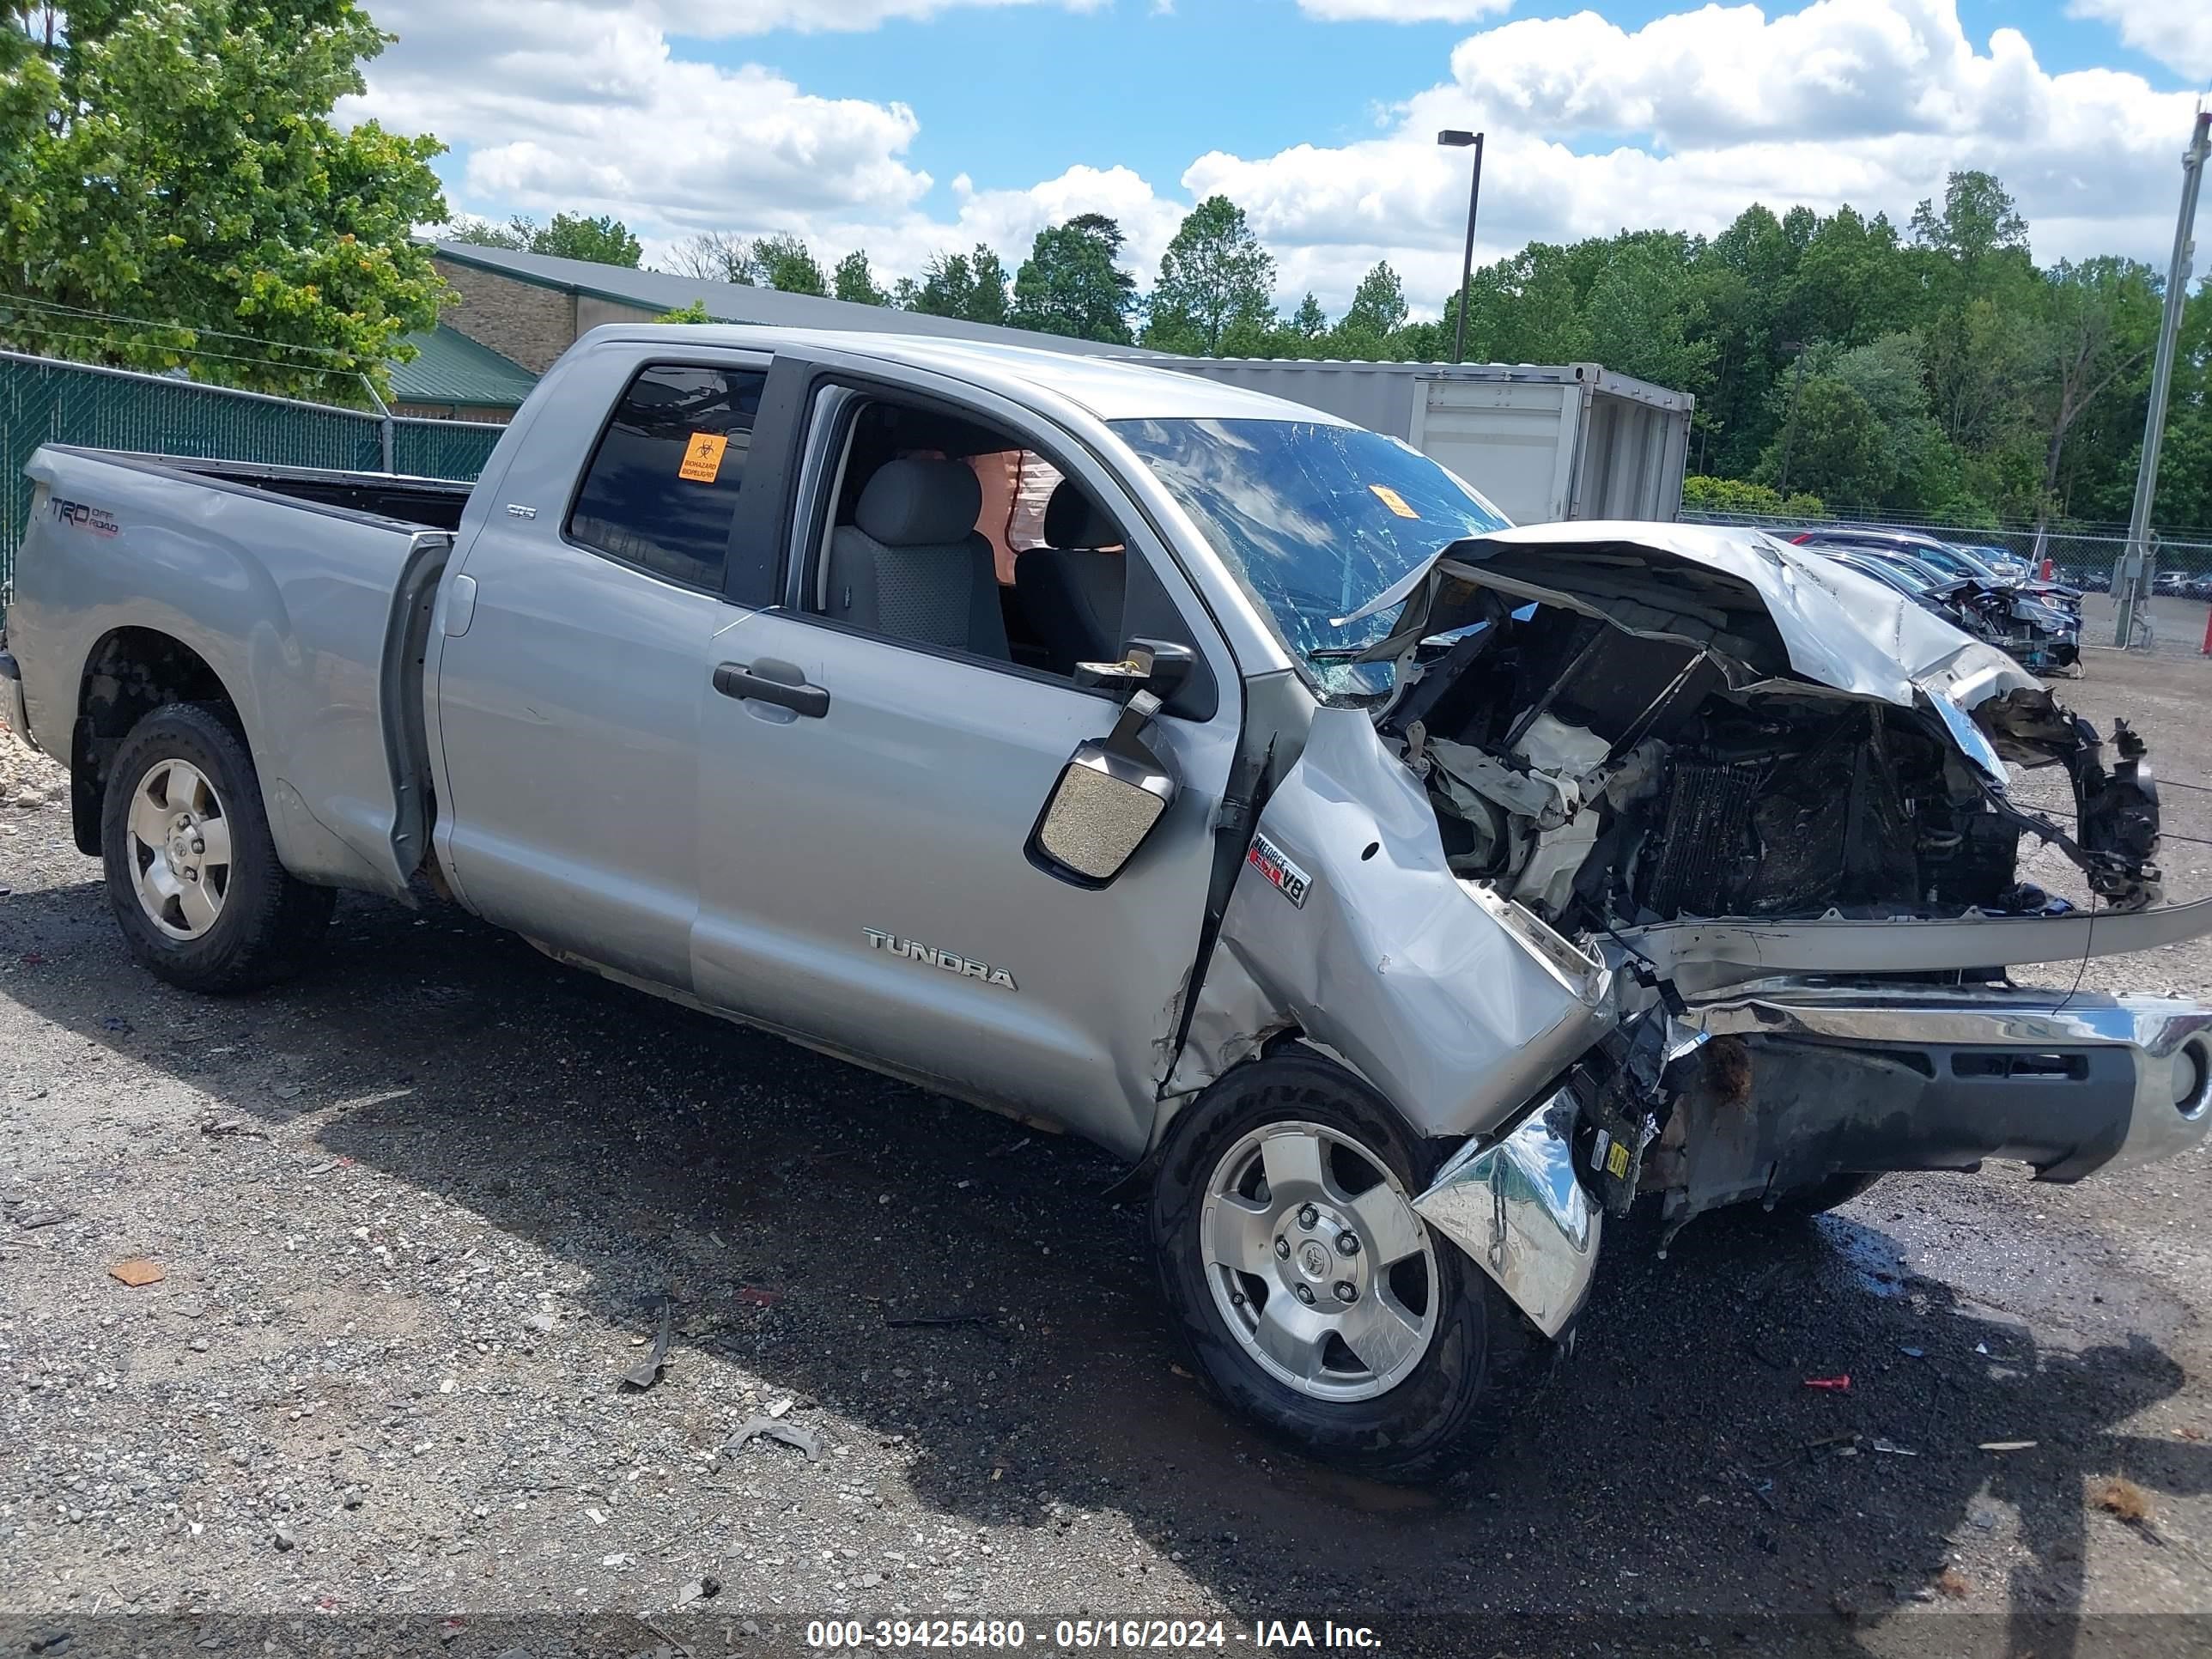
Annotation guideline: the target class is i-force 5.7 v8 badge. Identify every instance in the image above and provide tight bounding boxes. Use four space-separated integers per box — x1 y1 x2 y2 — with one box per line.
864 928 1018 990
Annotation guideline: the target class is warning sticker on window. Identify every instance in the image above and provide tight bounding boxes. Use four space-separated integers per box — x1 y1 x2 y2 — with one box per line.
1367 483 1419 519
678 432 729 483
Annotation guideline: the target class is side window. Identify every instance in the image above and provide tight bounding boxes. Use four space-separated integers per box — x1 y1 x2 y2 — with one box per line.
568 363 768 590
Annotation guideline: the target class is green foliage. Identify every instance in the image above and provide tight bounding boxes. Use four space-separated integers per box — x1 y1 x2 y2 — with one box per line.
913 244 1008 325
0 0 450 401
1144 195 1275 354
1758 376 1892 503
1011 213 1136 344
754 234 827 297
832 249 888 307
1680 475 1826 518
655 299 711 324
447 210 641 267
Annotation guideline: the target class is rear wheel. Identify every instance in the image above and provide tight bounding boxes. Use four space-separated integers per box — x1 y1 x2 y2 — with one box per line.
1150 1052 1534 1482
101 702 334 994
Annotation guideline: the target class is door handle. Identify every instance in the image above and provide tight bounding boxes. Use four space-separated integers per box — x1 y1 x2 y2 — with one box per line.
714 660 830 718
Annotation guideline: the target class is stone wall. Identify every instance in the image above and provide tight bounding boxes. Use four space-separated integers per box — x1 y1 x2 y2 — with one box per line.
435 258 576 374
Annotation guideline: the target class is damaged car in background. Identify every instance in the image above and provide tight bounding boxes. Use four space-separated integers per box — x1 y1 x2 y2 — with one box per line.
1796 534 2081 673
8 331 2210 1486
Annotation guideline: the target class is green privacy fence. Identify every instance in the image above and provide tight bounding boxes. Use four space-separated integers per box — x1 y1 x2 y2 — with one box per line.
1 349 505 616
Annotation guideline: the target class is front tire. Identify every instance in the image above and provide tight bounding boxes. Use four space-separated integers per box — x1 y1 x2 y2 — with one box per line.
101 702 334 994
1150 1051 1534 1482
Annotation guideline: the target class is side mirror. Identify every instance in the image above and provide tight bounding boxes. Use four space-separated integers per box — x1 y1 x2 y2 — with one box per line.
1028 690 1180 888
1074 637 1195 704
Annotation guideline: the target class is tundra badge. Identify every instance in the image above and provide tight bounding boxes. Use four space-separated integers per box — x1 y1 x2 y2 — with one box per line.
863 928 1017 991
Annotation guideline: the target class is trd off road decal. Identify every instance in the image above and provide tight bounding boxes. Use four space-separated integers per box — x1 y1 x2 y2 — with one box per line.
1247 830 1310 908
50 497 118 537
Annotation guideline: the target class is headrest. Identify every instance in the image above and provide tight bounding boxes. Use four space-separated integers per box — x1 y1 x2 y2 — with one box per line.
854 459 982 546
1043 479 1119 550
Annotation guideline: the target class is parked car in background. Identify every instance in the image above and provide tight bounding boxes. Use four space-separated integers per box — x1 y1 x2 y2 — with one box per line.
1796 535 2081 674
1786 526 2081 609
2154 569 2196 597
1954 542 2032 582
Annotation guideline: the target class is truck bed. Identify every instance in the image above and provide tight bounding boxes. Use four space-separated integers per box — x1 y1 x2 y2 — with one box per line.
6 444 466 901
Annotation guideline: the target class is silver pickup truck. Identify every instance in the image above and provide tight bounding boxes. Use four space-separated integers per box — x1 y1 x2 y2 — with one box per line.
7 325 2211 1480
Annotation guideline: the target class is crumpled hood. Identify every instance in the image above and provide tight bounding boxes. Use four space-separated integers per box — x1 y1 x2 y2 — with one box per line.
1341 520 2044 714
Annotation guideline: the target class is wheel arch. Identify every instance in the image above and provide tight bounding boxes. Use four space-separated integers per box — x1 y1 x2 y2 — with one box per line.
70 628 244 857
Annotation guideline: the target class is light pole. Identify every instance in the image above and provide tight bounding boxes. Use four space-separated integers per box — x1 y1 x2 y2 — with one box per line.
1774 340 1809 499
2116 109 2211 650
1438 130 1485 364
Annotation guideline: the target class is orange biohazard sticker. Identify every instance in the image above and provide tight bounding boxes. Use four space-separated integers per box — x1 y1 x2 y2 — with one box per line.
678 432 729 483
1368 483 1419 519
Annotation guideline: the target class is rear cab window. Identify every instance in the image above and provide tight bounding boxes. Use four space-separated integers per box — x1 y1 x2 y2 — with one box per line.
568 363 769 590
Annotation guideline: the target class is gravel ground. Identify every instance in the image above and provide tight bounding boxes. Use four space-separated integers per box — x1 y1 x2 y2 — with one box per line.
7 653 2212 1656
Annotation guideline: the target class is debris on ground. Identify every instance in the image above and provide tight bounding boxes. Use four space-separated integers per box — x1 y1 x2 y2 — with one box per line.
673 1575 720 1608
619 1295 672 1390
1980 1439 2039 1452
199 1118 269 1140
886 1312 994 1330
1870 1439 1919 1456
730 1413 822 1462
15 1206 74 1229
106 1259 164 1287
1936 1567 1972 1599
1803 1375 1851 1391
2097 1477 2154 1523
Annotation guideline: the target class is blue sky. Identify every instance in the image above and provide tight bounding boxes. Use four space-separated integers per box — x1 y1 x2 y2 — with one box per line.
349 0 2212 313
699 0 2192 216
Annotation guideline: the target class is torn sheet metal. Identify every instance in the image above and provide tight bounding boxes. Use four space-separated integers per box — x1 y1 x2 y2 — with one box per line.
1409 1086 1600 1339
1341 520 2044 714
1167 708 1616 1139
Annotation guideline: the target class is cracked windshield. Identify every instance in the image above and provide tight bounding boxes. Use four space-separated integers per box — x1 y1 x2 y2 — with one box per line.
1111 417 1510 698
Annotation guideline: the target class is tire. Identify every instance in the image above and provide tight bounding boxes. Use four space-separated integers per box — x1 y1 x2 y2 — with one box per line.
101 702 335 994
1772 1171 1884 1216
1150 1050 1534 1483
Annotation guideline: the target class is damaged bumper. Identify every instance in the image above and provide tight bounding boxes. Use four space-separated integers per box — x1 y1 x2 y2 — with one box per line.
1680 983 2212 1182
1410 1088 1600 1339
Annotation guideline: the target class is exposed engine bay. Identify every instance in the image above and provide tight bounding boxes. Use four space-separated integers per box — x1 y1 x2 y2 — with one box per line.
1376 592 2161 933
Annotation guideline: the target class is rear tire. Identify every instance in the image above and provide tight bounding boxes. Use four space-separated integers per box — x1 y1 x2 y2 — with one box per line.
101 702 334 994
1149 1051 1535 1483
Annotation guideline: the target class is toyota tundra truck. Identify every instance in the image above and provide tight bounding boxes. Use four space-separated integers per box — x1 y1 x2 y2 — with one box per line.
5 324 2210 1480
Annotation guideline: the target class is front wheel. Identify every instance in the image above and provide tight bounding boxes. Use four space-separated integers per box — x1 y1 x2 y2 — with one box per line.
1149 1052 1534 1482
101 702 334 994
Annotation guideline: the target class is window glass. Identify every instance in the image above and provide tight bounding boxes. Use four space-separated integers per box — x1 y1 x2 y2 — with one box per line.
1110 416 1510 701
568 364 768 589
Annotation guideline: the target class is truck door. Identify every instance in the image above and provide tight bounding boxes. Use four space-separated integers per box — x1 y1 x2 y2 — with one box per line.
432 343 774 988
690 373 1243 1162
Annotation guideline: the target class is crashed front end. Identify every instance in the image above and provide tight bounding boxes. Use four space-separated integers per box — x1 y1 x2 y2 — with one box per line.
1171 523 2212 1341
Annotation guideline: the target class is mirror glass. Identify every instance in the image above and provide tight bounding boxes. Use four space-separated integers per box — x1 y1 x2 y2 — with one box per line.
1036 763 1170 881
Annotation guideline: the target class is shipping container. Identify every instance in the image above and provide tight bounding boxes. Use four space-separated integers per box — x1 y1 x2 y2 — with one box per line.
1133 358 1693 526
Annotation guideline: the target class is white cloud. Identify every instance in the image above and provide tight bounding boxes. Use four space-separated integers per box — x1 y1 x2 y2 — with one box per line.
1295 0 1511 20
2067 0 2212 81
348 2 933 228
353 0 2208 318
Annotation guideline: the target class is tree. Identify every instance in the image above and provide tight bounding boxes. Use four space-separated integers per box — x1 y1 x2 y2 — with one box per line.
447 213 534 251
447 210 640 266
1326 262 1410 358
753 234 827 296
1580 234 1714 392
664 231 756 285
967 246 1010 325
0 0 449 401
655 299 712 324
529 212 640 267
1145 195 1274 354
1289 293 1328 341
1010 214 1136 344
1757 377 1891 505
833 249 888 307
915 246 1012 323
2033 257 2159 514
1911 171 2030 263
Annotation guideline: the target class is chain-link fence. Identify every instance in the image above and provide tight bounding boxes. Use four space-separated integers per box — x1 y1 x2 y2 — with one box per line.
2 349 505 617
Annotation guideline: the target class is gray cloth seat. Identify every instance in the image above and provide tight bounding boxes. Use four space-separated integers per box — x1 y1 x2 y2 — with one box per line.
824 459 1008 659
1015 481 1127 675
